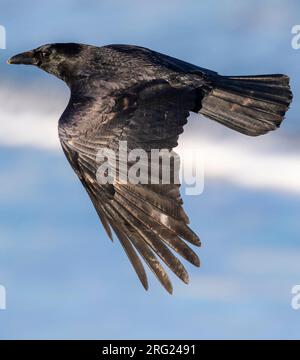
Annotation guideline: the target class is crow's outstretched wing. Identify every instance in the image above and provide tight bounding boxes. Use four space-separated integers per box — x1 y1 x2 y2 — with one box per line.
59 79 200 293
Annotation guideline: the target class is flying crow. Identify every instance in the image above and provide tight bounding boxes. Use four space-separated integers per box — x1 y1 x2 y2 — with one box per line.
8 43 292 293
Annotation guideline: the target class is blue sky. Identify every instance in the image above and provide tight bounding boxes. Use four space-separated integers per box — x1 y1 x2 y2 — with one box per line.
0 0 300 339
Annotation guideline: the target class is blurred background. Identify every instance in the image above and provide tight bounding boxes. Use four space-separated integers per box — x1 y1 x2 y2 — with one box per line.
0 0 300 339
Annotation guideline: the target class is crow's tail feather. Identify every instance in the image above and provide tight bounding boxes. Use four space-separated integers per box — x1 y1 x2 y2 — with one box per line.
199 74 293 136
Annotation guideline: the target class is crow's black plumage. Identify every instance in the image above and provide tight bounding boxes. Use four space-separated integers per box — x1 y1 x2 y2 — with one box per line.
8 43 292 293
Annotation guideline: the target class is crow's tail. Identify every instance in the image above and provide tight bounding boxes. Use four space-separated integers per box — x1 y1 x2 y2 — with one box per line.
199 74 292 136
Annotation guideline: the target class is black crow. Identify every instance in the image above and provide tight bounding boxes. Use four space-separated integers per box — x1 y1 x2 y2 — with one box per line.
8 43 292 293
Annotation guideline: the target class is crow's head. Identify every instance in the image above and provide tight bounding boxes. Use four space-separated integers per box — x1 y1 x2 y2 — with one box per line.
8 43 91 83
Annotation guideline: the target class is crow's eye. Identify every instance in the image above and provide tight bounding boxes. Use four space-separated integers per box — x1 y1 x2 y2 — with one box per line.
40 51 50 59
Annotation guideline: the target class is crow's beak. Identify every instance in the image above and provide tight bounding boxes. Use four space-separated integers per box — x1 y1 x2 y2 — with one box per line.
7 51 38 65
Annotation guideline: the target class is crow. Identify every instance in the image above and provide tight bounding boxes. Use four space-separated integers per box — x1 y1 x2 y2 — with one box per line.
8 43 292 293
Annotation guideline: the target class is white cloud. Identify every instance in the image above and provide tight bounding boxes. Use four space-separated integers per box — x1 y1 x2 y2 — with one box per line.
0 83 66 150
0 109 59 149
177 137 300 195
177 115 300 195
